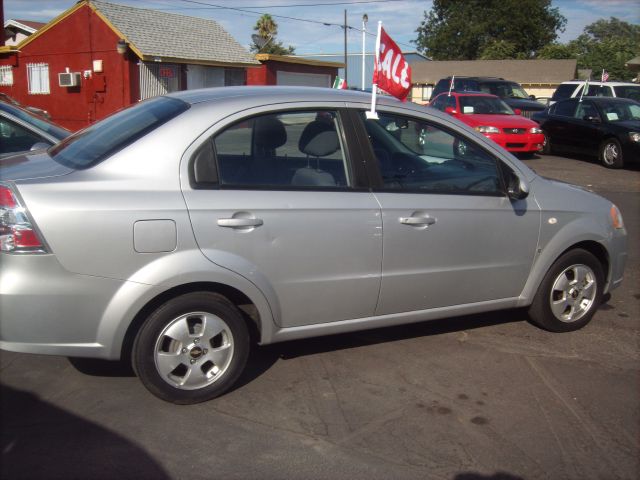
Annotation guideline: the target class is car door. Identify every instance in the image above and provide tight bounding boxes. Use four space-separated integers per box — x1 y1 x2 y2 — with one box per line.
354 109 540 315
542 99 578 151
181 108 382 328
565 100 603 154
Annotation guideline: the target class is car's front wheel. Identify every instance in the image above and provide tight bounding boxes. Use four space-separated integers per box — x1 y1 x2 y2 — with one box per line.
600 138 624 168
133 292 250 404
528 249 604 332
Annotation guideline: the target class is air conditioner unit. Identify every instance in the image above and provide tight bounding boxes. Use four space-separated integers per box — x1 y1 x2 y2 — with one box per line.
58 72 81 87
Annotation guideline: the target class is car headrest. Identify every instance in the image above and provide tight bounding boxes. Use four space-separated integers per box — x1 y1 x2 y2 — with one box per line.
298 120 339 157
254 116 287 151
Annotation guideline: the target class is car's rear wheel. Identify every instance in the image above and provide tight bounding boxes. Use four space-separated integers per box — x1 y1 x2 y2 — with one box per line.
133 292 249 404
600 138 624 168
528 249 604 332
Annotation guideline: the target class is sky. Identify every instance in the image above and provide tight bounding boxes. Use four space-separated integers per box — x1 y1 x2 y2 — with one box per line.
4 0 640 55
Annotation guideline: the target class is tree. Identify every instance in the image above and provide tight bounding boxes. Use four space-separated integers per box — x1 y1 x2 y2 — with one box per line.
250 14 295 55
537 17 640 81
414 0 566 60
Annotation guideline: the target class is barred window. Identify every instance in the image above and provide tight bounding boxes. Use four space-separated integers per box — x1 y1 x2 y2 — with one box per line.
0 65 13 86
26 63 50 94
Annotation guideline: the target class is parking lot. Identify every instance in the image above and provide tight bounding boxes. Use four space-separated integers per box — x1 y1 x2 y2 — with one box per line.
1 153 638 480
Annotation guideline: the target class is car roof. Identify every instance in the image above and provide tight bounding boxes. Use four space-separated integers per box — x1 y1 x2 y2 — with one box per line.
168 86 380 105
441 92 499 98
560 80 638 87
441 76 506 81
559 96 638 104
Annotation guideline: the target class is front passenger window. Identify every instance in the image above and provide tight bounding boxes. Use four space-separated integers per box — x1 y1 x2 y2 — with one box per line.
361 112 502 195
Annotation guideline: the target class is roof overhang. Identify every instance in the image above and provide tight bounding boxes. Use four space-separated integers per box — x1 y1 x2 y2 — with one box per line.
0 46 20 54
139 55 261 68
255 54 344 68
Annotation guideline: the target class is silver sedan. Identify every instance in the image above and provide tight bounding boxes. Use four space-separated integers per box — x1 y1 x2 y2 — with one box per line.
0 87 627 404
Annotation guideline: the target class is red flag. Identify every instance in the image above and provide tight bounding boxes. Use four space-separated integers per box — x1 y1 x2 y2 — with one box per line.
372 27 411 101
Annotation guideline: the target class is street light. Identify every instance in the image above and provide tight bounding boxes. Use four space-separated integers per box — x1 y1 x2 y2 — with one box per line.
362 14 368 91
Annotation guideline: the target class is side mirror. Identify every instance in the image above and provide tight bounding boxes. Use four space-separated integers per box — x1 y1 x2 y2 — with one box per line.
444 106 457 115
529 95 536 100
507 171 529 200
513 108 522 115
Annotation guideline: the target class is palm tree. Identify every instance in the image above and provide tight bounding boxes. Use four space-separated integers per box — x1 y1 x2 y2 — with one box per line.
250 14 295 55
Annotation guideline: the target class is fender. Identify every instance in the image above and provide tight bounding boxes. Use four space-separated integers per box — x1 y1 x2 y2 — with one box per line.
97 249 277 359
517 214 610 306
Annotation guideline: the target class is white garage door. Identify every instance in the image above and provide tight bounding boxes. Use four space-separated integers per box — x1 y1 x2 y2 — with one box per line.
276 71 331 87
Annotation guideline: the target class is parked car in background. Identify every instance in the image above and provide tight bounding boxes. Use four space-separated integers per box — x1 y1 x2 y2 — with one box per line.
0 92 51 119
532 97 640 168
551 81 640 105
0 100 70 158
0 87 627 404
429 76 546 118
429 92 545 156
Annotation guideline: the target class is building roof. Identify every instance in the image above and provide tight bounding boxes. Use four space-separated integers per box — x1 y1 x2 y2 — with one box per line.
90 1 258 66
18 1 258 67
4 19 47 33
412 59 577 85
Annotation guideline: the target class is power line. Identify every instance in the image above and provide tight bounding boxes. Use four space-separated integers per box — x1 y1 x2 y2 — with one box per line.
152 0 405 9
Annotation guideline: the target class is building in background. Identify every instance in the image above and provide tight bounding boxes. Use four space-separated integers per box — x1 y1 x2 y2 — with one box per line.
248 54 343 87
297 52 430 93
0 0 259 130
4 19 46 46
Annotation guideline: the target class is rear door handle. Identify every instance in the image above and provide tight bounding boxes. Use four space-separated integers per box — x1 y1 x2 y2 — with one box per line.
217 218 264 228
400 216 436 226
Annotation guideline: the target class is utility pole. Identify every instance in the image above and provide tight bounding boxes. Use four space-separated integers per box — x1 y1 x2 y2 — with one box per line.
362 14 368 90
344 9 348 85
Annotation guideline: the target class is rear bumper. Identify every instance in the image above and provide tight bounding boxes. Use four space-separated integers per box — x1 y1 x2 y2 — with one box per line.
0 253 154 359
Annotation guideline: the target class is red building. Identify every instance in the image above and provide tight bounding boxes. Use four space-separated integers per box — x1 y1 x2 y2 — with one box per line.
248 54 343 88
0 0 259 130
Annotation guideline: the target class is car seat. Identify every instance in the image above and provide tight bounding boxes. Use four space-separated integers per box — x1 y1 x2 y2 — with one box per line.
292 120 339 186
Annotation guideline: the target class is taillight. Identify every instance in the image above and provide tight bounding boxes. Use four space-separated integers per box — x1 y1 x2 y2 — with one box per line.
0 183 48 253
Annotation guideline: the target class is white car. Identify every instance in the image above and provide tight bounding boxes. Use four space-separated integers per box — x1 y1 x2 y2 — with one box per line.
550 81 640 105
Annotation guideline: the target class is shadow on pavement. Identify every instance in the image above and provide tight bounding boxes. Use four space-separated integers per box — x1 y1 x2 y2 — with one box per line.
0 384 170 480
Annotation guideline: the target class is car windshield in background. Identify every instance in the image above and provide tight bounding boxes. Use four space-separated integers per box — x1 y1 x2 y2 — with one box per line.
459 97 514 115
480 82 529 99
612 85 640 102
49 96 190 169
0 101 69 139
599 101 640 122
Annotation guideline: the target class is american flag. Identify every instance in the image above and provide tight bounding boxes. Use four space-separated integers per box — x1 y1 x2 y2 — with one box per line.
601 70 609 82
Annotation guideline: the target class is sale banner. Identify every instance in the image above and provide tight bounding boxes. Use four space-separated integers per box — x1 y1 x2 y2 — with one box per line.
373 26 411 101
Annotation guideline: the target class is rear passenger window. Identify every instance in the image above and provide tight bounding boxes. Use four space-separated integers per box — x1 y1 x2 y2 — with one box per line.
361 112 502 196
204 111 351 189
552 100 577 117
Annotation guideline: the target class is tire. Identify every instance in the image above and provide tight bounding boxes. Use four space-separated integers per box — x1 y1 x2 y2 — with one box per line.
528 249 604 333
133 292 250 404
541 134 552 155
599 138 624 169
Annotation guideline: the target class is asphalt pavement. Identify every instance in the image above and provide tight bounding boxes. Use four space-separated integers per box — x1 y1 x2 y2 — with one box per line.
1 153 638 480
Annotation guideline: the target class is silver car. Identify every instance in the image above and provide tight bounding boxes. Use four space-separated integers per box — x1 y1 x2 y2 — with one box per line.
0 87 627 404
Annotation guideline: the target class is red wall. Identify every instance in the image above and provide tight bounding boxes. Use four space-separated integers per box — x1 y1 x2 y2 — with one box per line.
246 61 338 86
0 4 137 131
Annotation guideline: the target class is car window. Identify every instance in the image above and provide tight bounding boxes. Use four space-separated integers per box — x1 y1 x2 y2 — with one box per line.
360 111 502 195
459 96 513 115
0 116 51 155
551 99 577 117
49 96 189 169
574 101 599 120
587 85 613 97
431 95 446 111
613 85 640 102
552 84 577 101
598 100 640 122
205 110 350 189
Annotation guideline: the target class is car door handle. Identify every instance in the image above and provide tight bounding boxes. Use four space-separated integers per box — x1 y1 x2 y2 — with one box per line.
217 218 264 228
400 216 436 226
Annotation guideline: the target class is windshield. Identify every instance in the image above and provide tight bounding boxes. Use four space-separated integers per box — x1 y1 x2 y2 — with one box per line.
613 85 640 102
479 81 530 99
599 101 640 122
0 101 70 140
49 96 189 169
459 96 514 115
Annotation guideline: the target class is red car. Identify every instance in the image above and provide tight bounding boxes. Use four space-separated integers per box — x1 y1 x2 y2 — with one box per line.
429 92 545 155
